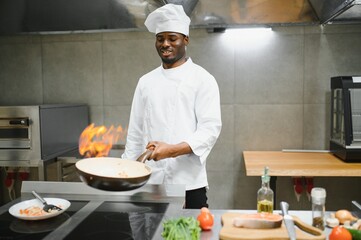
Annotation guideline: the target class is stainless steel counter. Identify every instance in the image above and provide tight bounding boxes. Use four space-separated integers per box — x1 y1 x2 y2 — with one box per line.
0 181 333 240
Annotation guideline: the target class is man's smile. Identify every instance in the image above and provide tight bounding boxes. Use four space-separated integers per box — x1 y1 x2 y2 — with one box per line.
160 49 172 57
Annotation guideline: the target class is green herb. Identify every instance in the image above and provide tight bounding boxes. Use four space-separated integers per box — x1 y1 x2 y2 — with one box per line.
161 216 201 240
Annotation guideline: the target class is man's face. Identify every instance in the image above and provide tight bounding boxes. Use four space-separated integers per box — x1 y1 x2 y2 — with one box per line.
155 32 189 68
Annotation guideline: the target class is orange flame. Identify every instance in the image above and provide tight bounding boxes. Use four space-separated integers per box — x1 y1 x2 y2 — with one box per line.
79 123 126 158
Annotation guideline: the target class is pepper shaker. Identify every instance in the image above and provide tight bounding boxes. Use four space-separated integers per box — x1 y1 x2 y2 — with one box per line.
311 187 326 230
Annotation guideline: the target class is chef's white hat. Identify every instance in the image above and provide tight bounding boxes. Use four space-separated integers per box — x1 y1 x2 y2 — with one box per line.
144 4 191 36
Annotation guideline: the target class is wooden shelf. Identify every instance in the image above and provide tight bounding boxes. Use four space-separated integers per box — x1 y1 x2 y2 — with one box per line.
243 151 361 177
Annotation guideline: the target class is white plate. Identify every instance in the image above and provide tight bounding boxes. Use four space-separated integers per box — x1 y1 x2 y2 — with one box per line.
9 198 71 221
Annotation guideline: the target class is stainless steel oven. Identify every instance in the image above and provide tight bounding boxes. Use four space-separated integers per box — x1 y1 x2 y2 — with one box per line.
0 104 89 179
0 117 31 149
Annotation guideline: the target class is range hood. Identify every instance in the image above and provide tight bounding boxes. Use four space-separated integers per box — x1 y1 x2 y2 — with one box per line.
309 0 361 24
0 0 321 35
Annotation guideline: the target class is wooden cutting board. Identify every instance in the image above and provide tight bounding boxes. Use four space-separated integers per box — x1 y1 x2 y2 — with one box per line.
220 212 326 240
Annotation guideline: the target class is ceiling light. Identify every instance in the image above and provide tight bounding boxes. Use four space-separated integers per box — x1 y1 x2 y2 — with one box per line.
225 27 272 34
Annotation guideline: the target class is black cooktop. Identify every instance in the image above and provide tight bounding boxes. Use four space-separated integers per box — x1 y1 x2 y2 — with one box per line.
64 201 169 240
0 200 168 240
0 200 88 240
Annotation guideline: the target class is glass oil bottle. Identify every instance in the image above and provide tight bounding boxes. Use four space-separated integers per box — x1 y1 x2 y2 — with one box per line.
257 166 274 213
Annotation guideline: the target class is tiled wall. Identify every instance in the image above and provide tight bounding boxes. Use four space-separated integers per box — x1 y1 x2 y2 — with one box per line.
1 24 361 210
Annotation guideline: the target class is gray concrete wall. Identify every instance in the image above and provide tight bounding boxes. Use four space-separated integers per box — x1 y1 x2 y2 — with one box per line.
1 24 361 211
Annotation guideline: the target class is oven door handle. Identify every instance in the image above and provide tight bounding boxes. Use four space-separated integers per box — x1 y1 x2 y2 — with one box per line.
9 119 29 126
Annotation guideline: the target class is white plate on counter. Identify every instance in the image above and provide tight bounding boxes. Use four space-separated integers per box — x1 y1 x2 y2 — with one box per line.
9 198 71 221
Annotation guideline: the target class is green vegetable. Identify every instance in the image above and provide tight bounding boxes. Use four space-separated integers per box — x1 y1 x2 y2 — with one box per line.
161 216 201 240
347 228 361 240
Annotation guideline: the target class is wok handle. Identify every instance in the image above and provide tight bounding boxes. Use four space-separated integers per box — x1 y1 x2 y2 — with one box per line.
136 149 153 163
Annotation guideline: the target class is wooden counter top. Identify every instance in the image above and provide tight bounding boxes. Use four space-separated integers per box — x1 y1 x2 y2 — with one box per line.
243 151 361 177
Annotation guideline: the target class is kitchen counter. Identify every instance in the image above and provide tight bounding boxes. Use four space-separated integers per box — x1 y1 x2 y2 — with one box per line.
0 181 185 240
243 151 361 176
0 181 334 240
180 209 332 240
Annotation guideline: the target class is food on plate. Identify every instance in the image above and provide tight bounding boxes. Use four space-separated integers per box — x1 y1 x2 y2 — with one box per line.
19 206 46 216
232 212 283 229
19 206 52 217
329 226 352 240
19 204 63 217
335 210 358 224
197 207 214 231
161 216 201 240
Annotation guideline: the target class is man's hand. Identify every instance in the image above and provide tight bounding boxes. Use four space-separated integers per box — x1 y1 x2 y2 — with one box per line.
146 141 192 161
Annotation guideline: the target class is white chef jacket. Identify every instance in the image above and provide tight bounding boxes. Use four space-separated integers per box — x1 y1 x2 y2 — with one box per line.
122 58 222 191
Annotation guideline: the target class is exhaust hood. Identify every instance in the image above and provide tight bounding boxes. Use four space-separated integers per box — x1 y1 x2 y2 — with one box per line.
0 0 321 35
309 0 361 24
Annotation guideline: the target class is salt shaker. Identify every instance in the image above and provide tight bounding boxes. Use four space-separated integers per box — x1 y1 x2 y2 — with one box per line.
311 187 326 230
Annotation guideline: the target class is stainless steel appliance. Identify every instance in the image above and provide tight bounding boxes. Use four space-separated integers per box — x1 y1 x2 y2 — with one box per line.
330 76 361 162
309 0 361 24
0 0 321 35
0 104 89 179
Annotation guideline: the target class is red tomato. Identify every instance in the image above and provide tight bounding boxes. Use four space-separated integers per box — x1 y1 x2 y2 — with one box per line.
197 207 214 231
329 226 352 240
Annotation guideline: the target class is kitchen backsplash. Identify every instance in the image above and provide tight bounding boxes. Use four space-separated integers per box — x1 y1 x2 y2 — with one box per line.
1 24 361 210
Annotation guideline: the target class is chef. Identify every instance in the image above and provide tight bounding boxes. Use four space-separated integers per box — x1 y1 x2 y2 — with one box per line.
122 3 222 209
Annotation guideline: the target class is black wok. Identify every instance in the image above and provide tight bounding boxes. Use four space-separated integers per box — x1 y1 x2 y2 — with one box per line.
75 150 153 191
